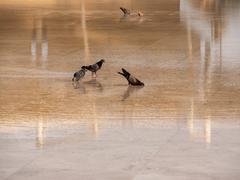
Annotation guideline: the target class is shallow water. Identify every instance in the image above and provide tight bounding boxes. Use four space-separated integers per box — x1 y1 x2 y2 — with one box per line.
0 0 240 180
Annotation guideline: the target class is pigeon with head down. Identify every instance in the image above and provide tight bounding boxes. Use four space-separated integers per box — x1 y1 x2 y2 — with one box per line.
118 68 144 86
120 7 131 16
72 68 87 81
120 7 143 16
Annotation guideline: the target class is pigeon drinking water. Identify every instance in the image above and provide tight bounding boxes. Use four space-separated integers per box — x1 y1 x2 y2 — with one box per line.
120 7 143 16
72 68 87 81
120 7 131 15
118 68 144 86
82 59 105 78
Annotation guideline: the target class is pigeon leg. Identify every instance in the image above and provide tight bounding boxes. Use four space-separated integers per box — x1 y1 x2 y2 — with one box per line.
92 72 97 78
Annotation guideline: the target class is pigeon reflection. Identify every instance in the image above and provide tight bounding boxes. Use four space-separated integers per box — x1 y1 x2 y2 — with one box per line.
119 7 144 23
72 79 103 93
119 15 144 24
72 81 86 94
83 79 103 92
122 86 144 101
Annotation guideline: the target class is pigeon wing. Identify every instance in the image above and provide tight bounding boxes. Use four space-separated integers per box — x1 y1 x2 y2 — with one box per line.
128 75 144 86
91 63 99 72
135 78 144 86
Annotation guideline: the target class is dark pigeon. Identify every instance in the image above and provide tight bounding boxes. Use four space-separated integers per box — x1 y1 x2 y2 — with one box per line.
82 59 105 77
72 68 87 81
118 68 144 86
120 7 143 16
120 7 131 15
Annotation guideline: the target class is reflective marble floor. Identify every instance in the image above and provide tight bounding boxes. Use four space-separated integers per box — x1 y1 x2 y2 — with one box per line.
0 0 240 180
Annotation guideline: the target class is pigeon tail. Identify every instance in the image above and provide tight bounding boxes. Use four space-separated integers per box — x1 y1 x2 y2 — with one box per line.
118 71 125 77
118 71 128 79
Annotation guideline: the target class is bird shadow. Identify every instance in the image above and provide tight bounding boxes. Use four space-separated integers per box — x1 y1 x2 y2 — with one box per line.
122 86 144 101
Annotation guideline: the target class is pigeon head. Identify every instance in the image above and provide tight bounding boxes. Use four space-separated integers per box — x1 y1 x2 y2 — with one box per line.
82 68 87 72
81 66 88 72
100 59 105 63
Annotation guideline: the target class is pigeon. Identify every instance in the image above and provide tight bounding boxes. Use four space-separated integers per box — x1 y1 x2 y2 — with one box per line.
120 7 131 15
72 68 87 81
138 11 144 17
120 7 143 16
118 68 144 86
82 59 105 77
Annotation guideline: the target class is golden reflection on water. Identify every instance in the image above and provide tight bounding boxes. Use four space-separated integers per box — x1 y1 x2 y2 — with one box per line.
31 14 48 67
0 0 240 148
36 119 44 148
81 0 90 63
205 116 211 144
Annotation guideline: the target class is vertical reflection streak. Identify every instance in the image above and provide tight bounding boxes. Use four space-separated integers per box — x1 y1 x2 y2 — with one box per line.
81 0 98 137
31 27 37 63
36 119 44 148
219 15 223 74
182 0 215 145
41 25 48 66
92 102 99 138
31 14 48 67
81 0 89 63
205 116 211 144
188 97 194 135
187 18 193 61
200 38 206 101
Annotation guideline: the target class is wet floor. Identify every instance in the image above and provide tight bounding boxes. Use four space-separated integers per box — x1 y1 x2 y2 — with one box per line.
0 0 240 179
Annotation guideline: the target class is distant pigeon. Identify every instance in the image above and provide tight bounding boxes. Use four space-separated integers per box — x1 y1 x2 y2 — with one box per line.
82 59 105 77
138 11 144 17
72 68 87 81
120 7 143 16
120 7 131 15
118 68 144 86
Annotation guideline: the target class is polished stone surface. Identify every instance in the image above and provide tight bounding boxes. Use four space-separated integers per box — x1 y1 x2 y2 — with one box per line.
0 0 240 179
